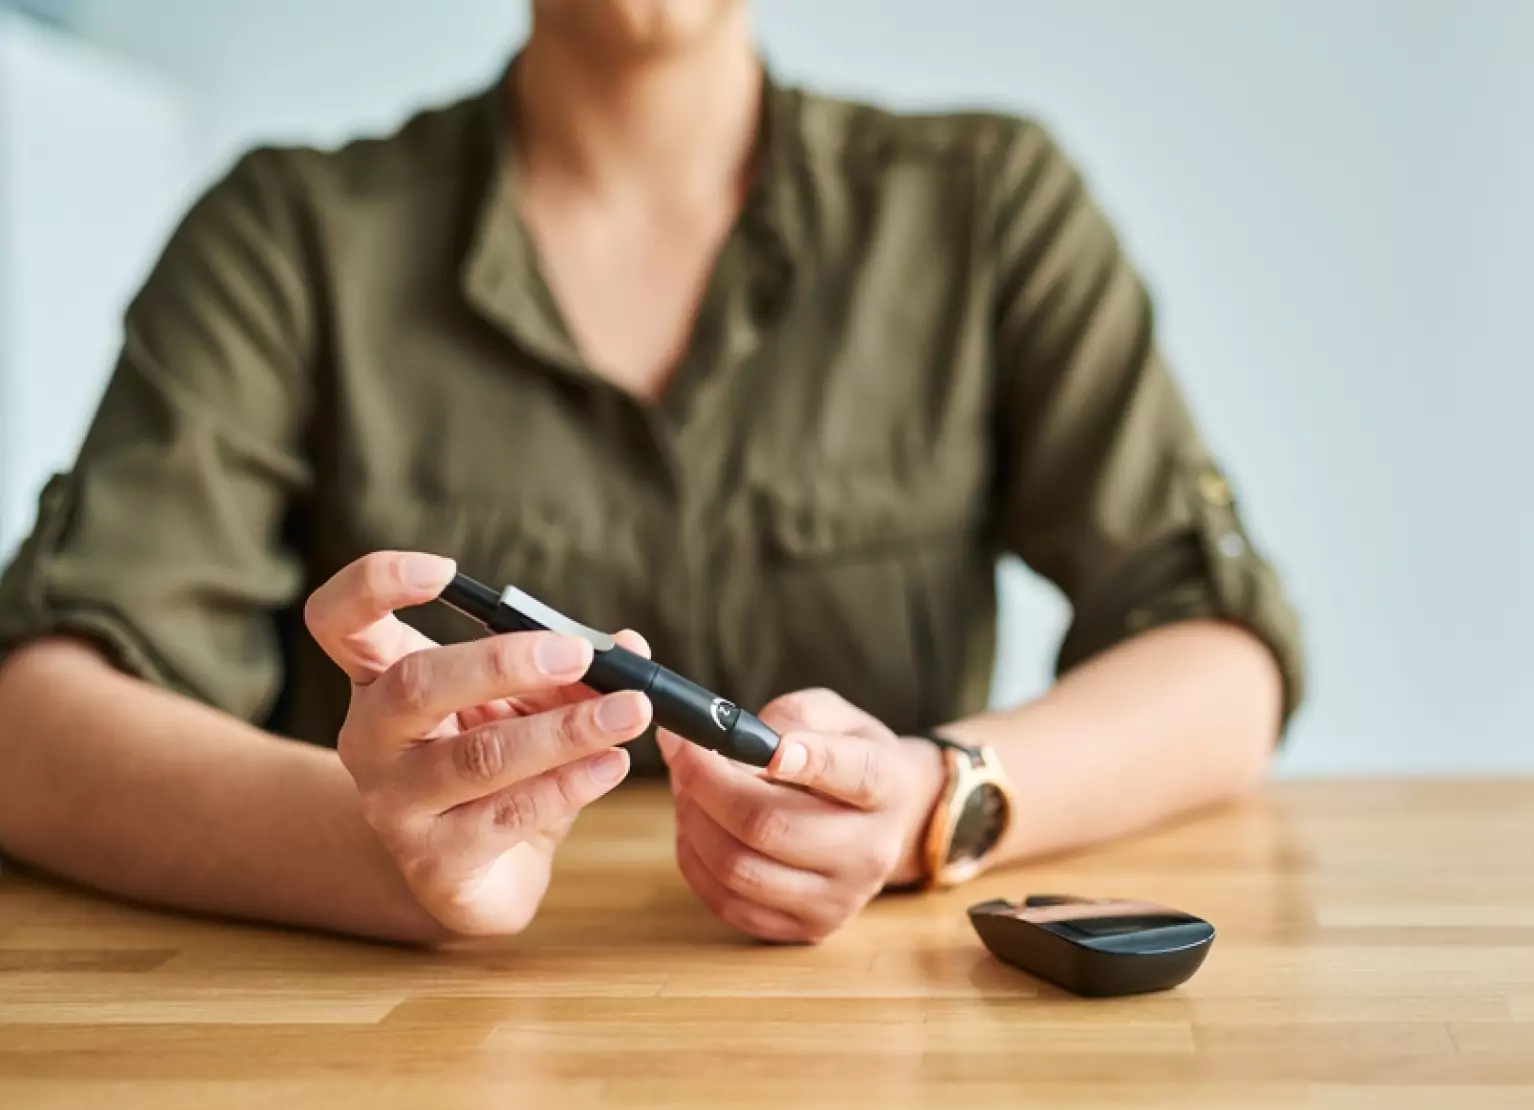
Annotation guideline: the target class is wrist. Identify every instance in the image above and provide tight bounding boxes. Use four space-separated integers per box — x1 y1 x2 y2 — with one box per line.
889 735 948 887
313 753 463 946
887 727 1021 891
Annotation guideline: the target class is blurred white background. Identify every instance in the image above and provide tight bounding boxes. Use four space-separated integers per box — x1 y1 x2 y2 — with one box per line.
1 1 1529 775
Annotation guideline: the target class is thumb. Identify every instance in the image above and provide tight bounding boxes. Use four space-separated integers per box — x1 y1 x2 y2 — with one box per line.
304 550 455 684
654 728 692 798
655 727 682 763
764 730 891 810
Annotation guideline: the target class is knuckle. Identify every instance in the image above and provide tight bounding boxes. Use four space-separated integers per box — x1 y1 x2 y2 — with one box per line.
801 687 839 711
491 788 542 834
301 588 327 636
560 705 588 750
427 882 479 924
369 805 426 874
667 747 697 794
794 687 842 727
744 903 815 945
719 896 767 936
852 744 889 804
851 845 894 884
454 727 506 785
397 850 443 896
487 636 528 688
801 912 840 944
783 688 825 722
805 892 856 937
356 788 395 835
808 739 836 782
382 652 433 719
554 703 597 755
742 802 791 855
720 850 770 899
335 723 364 775
551 762 590 813
358 551 402 602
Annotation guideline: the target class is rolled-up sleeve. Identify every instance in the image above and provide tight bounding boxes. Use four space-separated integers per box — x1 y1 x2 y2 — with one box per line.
986 119 1306 727
0 147 315 725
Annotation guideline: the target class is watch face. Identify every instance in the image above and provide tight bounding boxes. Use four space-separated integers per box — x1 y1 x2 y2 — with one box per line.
946 780 1009 865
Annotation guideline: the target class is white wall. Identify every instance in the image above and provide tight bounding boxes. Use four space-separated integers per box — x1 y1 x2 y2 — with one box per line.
13 1 1534 775
0 11 192 554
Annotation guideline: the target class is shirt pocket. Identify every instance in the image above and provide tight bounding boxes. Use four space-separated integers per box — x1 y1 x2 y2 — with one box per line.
735 460 992 737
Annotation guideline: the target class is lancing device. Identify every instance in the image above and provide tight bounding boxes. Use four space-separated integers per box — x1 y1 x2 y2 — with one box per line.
435 572 780 768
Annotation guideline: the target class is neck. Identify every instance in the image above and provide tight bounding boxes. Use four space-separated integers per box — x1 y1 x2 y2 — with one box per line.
512 12 763 198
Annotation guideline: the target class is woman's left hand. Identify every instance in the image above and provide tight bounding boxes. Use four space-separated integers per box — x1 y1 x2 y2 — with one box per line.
657 687 943 943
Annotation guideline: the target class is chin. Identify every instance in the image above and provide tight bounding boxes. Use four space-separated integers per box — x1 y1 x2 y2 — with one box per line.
534 0 745 56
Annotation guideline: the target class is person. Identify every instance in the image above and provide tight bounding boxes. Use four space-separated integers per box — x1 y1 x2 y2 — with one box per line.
0 0 1303 946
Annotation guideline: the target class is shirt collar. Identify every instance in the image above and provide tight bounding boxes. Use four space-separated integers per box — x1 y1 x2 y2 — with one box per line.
460 52 804 374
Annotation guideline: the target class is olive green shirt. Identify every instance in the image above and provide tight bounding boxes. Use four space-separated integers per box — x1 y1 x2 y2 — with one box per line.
0 66 1305 774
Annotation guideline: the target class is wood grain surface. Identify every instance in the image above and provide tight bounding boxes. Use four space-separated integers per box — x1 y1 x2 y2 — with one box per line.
3 779 1532 1109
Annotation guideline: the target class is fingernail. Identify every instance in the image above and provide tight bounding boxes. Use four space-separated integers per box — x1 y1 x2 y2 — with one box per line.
654 729 681 760
590 748 628 785
774 740 807 778
406 554 455 591
535 634 591 676
596 692 646 733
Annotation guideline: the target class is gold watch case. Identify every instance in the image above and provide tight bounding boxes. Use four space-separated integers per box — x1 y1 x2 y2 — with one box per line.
919 742 1017 888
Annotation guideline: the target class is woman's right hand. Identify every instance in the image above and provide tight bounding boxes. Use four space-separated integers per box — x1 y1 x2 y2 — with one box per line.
303 550 652 938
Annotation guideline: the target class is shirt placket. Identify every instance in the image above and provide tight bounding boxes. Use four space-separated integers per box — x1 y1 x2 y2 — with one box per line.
652 219 795 696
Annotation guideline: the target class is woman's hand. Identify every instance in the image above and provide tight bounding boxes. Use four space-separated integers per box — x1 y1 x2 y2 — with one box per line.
659 687 943 944
304 550 653 938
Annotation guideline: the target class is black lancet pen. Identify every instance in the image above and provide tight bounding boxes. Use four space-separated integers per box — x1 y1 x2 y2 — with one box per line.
436 572 781 768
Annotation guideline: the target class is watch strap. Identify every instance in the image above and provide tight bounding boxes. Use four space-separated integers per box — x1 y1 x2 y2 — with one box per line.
918 730 966 752
917 731 984 767
910 730 1016 889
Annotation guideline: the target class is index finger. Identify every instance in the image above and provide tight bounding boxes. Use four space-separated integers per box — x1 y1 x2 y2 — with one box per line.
511 628 654 714
358 629 595 742
304 550 457 684
660 729 873 873
456 628 653 730
765 730 899 811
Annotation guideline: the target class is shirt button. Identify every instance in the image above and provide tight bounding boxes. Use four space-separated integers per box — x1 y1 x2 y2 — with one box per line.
749 279 786 322
1198 471 1234 507
1218 532 1247 558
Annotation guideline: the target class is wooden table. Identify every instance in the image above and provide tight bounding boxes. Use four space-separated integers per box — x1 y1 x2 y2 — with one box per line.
2 780 1532 1109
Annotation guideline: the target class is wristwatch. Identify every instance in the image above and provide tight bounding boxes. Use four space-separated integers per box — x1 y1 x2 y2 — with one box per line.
912 733 1018 888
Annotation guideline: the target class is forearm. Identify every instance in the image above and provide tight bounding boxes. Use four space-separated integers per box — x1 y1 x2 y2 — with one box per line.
900 619 1284 875
0 637 446 944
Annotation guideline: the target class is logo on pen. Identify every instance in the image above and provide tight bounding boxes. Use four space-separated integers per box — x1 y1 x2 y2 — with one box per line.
709 697 735 731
